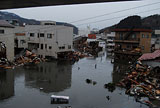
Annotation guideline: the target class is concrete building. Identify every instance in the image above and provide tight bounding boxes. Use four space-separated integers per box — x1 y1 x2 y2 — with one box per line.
14 26 28 50
114 29 152 54
0 20 14 61
25 21 73 59
106 32 115 56
151 30 160 51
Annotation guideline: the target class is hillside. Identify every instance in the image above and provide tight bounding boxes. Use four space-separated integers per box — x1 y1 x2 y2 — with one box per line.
0 11 78 34
100 14 160 33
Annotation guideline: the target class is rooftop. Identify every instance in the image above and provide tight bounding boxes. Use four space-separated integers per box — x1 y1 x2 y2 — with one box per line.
0 20 15 28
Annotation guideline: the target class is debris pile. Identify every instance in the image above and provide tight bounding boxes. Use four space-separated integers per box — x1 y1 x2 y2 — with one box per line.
85 79 97 85
117 60 160 106
0 50 45 69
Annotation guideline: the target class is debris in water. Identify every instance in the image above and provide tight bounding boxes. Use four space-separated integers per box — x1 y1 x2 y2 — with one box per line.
86 79 92 84
51 95 69 104
106 96 110 100
93 81 97 85
104 82 116 92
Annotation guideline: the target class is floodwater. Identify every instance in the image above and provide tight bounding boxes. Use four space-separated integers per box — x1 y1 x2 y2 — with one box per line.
0 51 156 108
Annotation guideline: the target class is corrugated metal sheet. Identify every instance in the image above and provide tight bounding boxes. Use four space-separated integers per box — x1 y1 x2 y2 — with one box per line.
138 50 160 61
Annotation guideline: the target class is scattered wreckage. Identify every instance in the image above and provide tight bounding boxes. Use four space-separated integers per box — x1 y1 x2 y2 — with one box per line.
117 60 160 107
0 50 45 69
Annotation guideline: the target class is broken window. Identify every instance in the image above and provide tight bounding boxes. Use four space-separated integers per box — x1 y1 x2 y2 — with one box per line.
132 34 136 39
38 33 40 38
41 44 43 49
20 40 26 44
47 34 53 38
119 33 123 40
45 44 47 49
0 30 4 34
30 33 34 37
49 46 52 49
146 34 149 38
62 46 65 49
40 33 44 37
68 45 71 49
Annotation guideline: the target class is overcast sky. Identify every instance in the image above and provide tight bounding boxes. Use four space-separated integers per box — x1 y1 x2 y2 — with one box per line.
1 0 160 30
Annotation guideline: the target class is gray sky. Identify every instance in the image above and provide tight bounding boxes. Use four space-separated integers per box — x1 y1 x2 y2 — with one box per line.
2 0 160 29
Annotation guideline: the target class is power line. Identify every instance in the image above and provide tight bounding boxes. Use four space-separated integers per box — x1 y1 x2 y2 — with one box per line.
76 7 160 26
1 1 160 37
70 0 160 24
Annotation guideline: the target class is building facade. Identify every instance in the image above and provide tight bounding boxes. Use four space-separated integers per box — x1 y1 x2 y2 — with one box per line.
25 21 73 59
114 29 152 54
106 32 115 56
0 20 14 61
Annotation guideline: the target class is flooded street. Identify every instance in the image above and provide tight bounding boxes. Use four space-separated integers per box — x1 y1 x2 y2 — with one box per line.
0 52 150 108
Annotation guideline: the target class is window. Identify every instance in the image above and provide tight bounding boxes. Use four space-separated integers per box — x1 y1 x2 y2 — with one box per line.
47 34 53 38
68 45 71 49
62 46 65 49
37 44 39 48
132 34 136 39
45 44 47 49
40 33 44 37
20 40 26 44
49 46 52 49
119 33 123 40
142 34 145 38
41 44 43 49
30 33 34 37
0 30 4 34
38 33 40 38
59 46 65 49
146 34 149 38
127 45 131 48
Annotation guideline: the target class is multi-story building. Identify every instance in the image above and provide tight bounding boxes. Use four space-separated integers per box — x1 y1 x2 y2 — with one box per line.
114 29 152 54
0 20 74 60
106 32 115 56
25 21 73 59
0 20 14 61
151 30 160 51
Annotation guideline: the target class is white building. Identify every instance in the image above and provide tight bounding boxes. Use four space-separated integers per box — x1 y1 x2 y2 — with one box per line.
106 32 115 56
25 21 73 59
154 30 160 50
0 20 73 60
0 20 14 61
14 26 28 49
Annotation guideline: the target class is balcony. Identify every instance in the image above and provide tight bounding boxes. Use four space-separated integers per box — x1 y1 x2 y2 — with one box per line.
114 39 139 43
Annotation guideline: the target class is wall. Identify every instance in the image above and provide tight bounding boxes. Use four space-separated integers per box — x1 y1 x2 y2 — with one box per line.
14 26 28 48
139 32 151 53
0 27 14 61
25 25 73 58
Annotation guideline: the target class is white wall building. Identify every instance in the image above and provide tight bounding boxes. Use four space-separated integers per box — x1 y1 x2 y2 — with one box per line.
0 20 14 61
14 26 28 49
106 32 115 56
25 21 73 59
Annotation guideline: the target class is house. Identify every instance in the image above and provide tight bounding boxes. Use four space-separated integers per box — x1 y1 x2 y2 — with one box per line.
25 21 73 59
114 29 152 54
0 20 15 61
